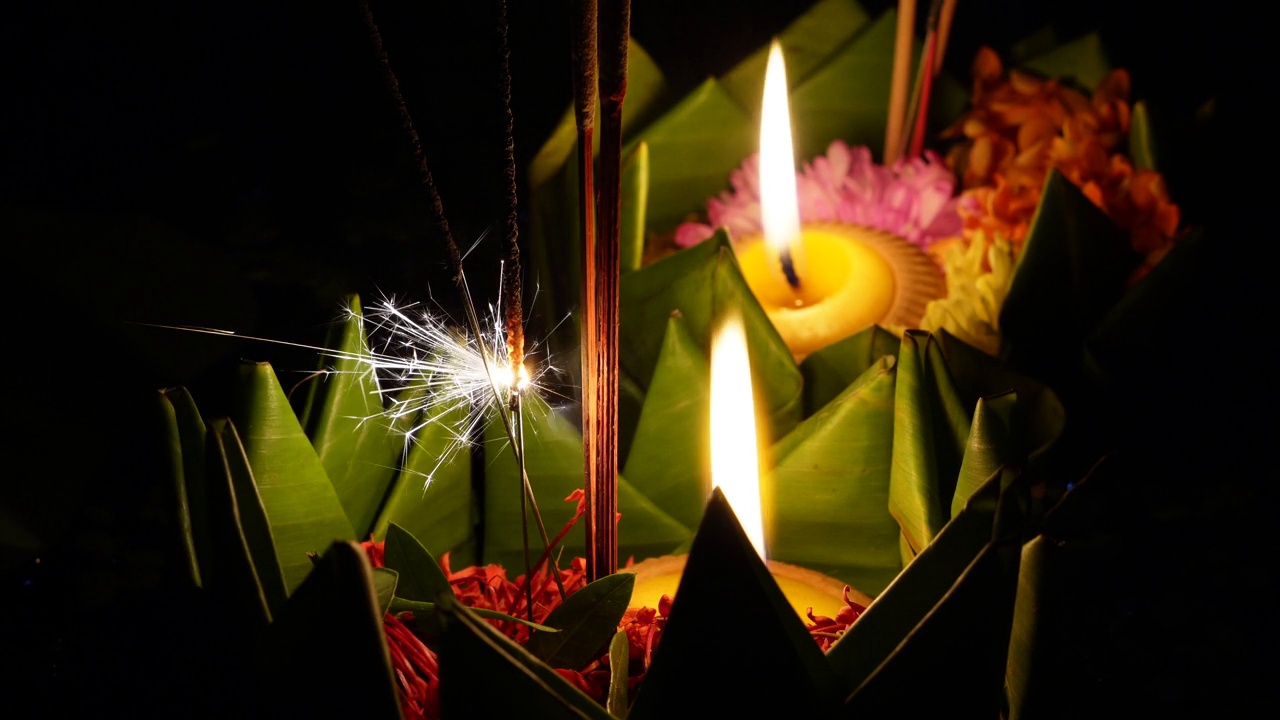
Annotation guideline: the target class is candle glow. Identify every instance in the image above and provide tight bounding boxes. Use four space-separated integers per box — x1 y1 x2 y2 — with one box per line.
759 40 805 288
710 311 767 559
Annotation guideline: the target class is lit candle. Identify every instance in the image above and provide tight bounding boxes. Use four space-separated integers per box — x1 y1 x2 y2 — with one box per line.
628 311 868 620
737 41 943 360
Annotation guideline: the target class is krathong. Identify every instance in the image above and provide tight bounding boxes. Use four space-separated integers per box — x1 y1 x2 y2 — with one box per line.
9 0 1243 718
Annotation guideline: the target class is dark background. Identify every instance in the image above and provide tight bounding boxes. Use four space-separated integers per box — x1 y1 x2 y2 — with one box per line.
2 1 1264 716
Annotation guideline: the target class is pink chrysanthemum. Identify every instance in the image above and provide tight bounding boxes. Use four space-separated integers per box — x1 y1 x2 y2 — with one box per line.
674 141 962 249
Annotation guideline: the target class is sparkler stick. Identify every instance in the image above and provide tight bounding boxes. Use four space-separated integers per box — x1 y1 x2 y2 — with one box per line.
360 0 563 597
570 0 604 581
590 0 630 579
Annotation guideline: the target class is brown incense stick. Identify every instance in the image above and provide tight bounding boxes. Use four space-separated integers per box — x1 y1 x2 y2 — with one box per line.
570 0 602 580
905 0 944 159
884 0 917 164
592 0 629 580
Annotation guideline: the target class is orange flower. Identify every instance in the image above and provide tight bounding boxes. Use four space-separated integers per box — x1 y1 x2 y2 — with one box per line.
945 47 1181 273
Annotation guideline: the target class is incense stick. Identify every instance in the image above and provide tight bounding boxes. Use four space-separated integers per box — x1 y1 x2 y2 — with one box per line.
884 0 917 164
934 0 958 78
906 0 944 159
590 0 629 580
569 0 602 580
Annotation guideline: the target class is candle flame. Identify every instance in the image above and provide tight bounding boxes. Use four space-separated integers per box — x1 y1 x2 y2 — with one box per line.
759 40 805 279
710 311 767 559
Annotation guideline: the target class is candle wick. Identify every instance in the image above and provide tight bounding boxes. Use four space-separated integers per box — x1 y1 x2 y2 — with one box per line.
778 247 802 289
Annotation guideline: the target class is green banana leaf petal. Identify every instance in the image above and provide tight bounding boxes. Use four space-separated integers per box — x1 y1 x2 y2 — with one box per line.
951 390 1020 517
383 522 454 602
1084 227 1206 393
999 170 1137 390
528 40 668 192
622 79 755 237
437 596 615 720
827 467 1025 699
789 9 968 161
1021 31 1111 90
841 542 1020 716
607 630 630 718
764 355 902 596
259 540 402 720
628 489 841 719
621 313 709 533
719 0 872 114
157 389 203 588
230 362 355 594
619 230 802 444
481 396 691 570
208 417 289 619
370 398 476 564
390 597 558 634
202 417 274 626
525 572 636 670
620 141 650 274
1129 101 1158 172
888 330 969 559
296 295 403 538
1008 26 1061 64
799 324 900 415
372 566 398 615
935 329 1065 472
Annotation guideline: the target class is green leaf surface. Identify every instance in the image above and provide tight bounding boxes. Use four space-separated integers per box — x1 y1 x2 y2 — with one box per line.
629 490 840 719
888 331 961 559
999 170 1137 389
528 40 668 192
789 9 968 162
840 542 1020 717
799 324 900 415
720 0 872 113
623 79 756 236
230 362 355 595
827 467 1024 696
526 573 636 670
1022 31 1111 90
619 230 802 444
764 355 902 595
390 597 559 634
372 566 398 615
607 630 630 718
437 597 615 720
528 40 667 345
202 418 274 626
482 396 691 569
296 295 403 538
383 522 454 603
208 417 289 619
371 398 475 564
1129 100 1157 172
951 391 1020 517
935 330 1064 471
621 313 709 532
621 141 650 274
260 541 402 720
156 390 202 588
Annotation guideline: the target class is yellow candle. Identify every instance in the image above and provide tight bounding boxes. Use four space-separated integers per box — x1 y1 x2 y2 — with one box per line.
742 42 942 360
737 224 897 359
628 554 870 622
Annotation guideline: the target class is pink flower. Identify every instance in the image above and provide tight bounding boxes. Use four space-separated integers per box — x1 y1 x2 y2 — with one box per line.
674 141 961 249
